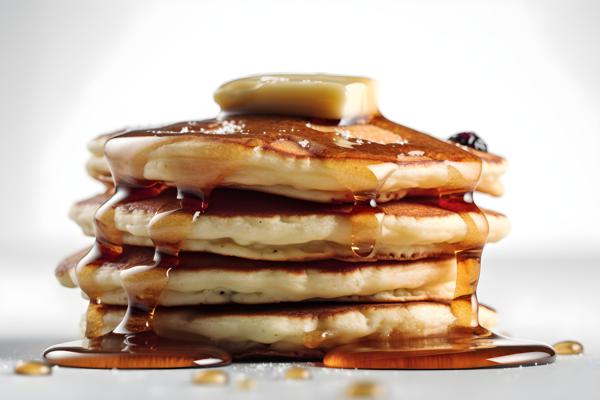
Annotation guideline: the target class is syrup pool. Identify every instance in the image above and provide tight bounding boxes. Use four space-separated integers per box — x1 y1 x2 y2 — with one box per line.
323 331 555 369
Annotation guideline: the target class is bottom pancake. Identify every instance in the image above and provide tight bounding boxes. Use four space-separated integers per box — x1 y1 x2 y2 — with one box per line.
85 302 498 359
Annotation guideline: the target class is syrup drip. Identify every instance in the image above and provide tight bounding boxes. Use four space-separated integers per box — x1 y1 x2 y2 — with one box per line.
346 164 395 259
236 377 257 391
349 196 381 258
439 192 488 329
322 188 555 368
114 187 206 334
45 182 231 369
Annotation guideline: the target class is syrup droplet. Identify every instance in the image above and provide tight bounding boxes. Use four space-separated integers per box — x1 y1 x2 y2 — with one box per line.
284 366 311 380
193 369 229 385
14 360 52 376
345 381 383 398
552 340 584 355
236 377 256 390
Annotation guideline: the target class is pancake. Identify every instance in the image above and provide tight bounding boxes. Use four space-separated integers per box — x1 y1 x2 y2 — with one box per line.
87 136 507 197
481 208 511 243
84 302 498 359
56 246 460 305
84 115 506 203
69 188 509 261
449 143 506 196
88 134 506 196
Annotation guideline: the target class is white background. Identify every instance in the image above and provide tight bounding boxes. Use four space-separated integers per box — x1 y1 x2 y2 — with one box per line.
0 0 598 360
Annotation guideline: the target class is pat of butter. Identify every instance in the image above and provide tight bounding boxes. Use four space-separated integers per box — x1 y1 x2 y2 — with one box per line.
214 74 379 120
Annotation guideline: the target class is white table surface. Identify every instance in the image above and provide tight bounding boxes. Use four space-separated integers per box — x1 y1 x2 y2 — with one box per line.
1 246 598 399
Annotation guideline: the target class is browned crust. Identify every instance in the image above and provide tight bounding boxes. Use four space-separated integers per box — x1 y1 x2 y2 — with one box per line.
89 119 506 168
105 115 480 164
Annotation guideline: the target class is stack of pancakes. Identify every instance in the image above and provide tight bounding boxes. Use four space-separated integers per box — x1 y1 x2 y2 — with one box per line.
56 75 509 359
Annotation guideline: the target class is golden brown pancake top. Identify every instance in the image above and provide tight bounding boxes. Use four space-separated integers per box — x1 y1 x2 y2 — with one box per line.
112 115 480 164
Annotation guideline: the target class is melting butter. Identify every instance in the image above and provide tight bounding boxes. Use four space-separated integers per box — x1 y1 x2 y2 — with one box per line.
214 74 379 120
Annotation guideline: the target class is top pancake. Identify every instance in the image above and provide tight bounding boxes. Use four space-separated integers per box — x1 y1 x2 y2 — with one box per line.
85 115 507 203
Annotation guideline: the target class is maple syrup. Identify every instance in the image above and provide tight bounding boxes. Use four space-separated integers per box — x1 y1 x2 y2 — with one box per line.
322 192 555 369
284 366 312 380
236 377 257 390
192 369 230 385
324 332 555 369
345 381 383 398
14 360 52 376
44 333 230 369
349 196 381 258
553 340 584 355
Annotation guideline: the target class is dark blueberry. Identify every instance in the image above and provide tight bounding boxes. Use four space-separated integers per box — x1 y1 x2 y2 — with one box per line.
448 132 488 152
